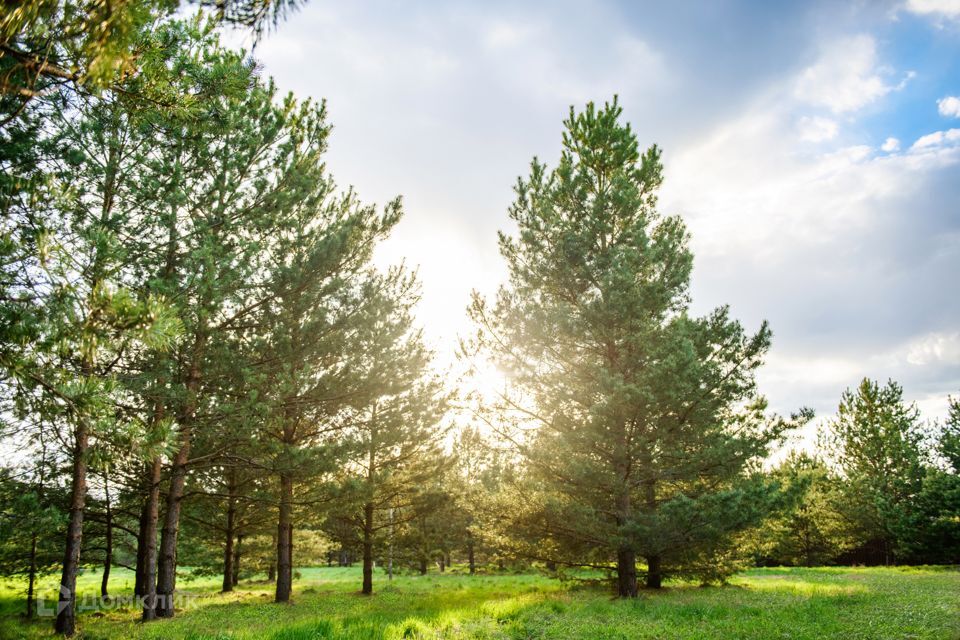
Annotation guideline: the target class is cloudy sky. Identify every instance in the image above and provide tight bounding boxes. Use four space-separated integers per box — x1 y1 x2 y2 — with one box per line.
230 0 960 431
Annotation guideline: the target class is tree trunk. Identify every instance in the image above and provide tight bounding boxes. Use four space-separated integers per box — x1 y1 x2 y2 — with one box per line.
155 442 189 617
140 457 163 621
615 482 638 597
222 470 237 593
55 421 88 636
222 519 234 592
645 554 662 589
156 340 203 618
617 547 638 597
362 501 374 595
387 508 394 581
275 472 293 602
232 535 242 586
26 532 37 618
100 477 113 599
439 556 445 572
134 492 149 598
419 558 427 575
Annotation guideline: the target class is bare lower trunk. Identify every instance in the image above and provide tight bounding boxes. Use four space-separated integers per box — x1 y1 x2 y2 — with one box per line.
645 554 662 589
100 479 112 599
222 483 236 592
232 535 242 586
387 508 394 581
157 334 203 618
134 494 149 598
617 547 638 597
275 472 293 602
361 501 374 595
419 558 427 575
615 484 637 598
26 532 37 618
55 422 88 636
141 457 162 621
222 531 234 592
156 443 189 618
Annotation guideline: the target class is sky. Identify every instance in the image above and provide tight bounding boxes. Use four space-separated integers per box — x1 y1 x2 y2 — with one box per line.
227 0 960 436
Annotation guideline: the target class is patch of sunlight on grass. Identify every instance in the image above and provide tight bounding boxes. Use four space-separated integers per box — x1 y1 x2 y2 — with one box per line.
734 576 870 597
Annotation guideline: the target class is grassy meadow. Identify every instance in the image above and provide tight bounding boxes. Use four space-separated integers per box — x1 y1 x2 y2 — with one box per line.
0 566 957 639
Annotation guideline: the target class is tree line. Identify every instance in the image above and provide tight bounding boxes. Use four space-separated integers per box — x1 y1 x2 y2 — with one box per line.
1 4 958 638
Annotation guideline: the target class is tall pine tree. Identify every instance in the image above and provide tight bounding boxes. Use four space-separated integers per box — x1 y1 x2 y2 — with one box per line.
469 98 800 595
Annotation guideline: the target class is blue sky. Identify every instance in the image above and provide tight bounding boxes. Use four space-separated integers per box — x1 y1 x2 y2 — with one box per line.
229 0 960 436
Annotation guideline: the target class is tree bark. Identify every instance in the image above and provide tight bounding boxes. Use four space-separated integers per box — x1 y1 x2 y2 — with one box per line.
55 421 88 636
645 554 662 589
140 456 163 621
362 501 374 595
222 469 237 592
26 532 37 618
134 492 149 598
275 472 293 602
222 519 234 592
419 558 427 575
155 441 189 617
156 338 203 618
617 547 638 597
232 534 242 587
615 483 638 597
387 508 394 581
100 477 113 599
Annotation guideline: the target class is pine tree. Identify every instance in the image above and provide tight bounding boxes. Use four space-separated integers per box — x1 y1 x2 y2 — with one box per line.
751 452 853 566
330 270 449 594
449 426 508 574
823 378 926 564
0 80 179 634
237 104 402 602
469 98 800 595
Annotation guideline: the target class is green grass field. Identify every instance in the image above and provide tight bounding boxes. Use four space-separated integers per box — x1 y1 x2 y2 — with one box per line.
1 566 957 639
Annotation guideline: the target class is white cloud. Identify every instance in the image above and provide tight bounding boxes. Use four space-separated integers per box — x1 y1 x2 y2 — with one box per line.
482 22 539 50
903 332 960 366
911 128 960 150
793 35 903 113
661 47 960 421
797 116 838 142
938 96 960 118
904 0 960 19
